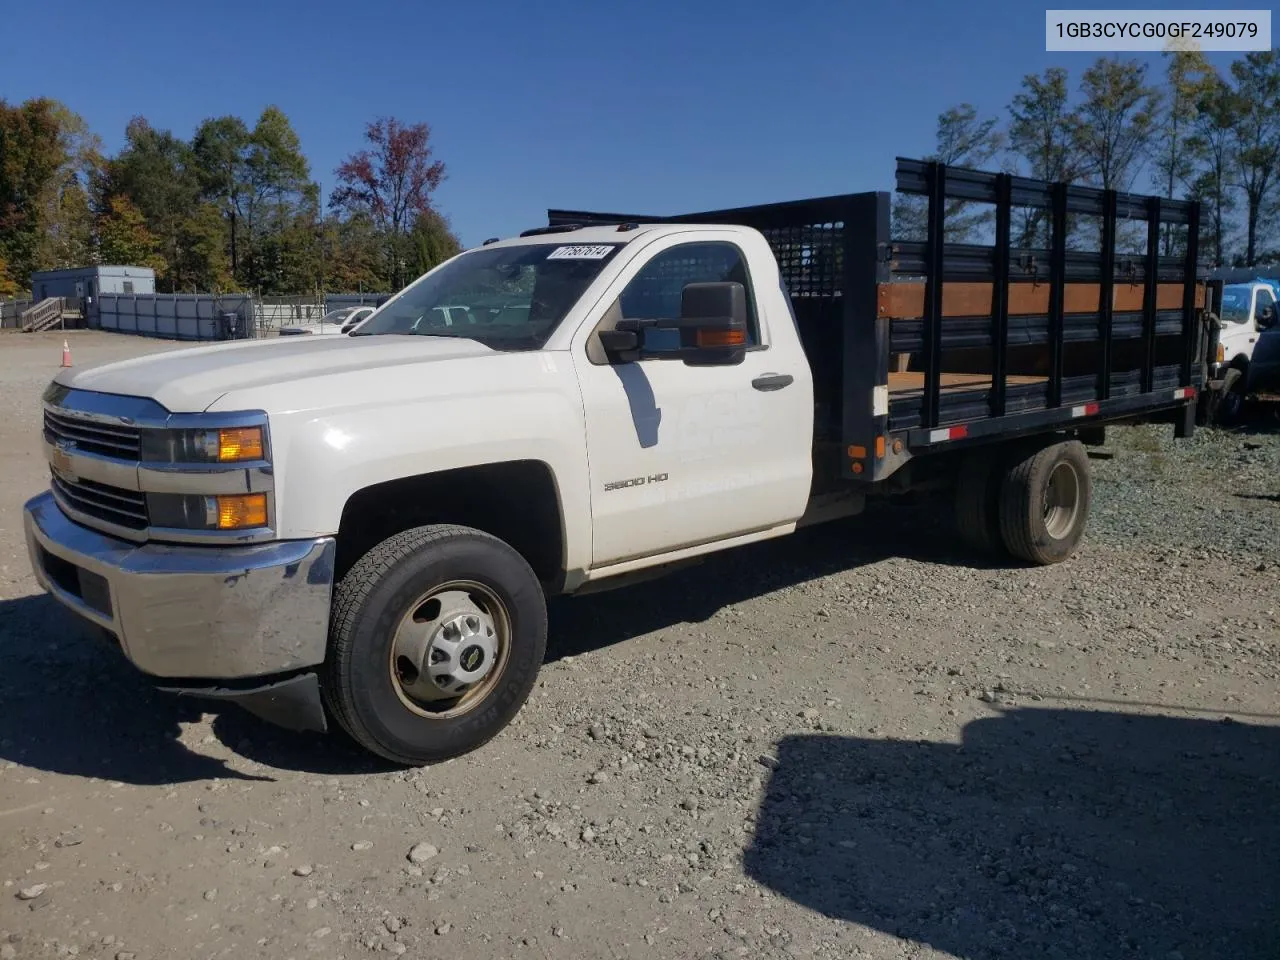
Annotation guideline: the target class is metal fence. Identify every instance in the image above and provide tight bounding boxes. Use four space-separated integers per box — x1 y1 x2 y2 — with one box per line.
324 293 390 312
96 293 256 340
12 289 396 341
0 299 34 330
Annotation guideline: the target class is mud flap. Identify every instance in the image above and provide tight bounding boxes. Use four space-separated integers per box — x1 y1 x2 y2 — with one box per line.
155 672 328 733
1174 400 1197 439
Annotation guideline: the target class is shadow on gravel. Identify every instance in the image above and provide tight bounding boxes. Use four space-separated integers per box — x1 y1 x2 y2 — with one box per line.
0 594 271 785
547 501 993 662
0 594 395 781
745 707 1280 960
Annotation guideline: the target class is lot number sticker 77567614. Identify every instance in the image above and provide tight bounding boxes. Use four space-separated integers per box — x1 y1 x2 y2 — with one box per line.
546 245 616 260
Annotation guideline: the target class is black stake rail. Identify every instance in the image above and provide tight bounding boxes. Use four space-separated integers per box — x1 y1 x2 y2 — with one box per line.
991 173 1012 418
1099 190 1117 400
1048 182 1068 409
1142 197 1162 394
1181 201 1201 386
924 162 947 429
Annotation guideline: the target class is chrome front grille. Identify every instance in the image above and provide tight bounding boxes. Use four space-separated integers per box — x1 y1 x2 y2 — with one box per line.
50 470 149 530
44 409 142 460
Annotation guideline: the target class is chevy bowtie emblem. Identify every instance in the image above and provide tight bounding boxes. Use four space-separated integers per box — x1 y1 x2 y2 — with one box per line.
50 439 78 482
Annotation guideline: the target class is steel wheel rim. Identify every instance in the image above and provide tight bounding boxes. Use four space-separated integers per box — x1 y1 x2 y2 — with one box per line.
388 580 511 719
1043 460 1081 540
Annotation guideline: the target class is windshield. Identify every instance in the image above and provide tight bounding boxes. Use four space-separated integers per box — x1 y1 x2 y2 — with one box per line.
352 242 624 349
1220 288 1250 325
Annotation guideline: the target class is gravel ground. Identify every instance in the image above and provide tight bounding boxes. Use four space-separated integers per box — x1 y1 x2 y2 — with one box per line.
0 330 1277 960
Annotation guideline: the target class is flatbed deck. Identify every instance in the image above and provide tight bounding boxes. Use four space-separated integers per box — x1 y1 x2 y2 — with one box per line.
887 372 1047 399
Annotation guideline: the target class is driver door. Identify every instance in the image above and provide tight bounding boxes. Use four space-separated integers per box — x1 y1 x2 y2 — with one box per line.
571 233 813 567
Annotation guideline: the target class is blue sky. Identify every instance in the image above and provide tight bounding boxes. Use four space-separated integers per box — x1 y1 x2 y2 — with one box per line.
1 0 1247 246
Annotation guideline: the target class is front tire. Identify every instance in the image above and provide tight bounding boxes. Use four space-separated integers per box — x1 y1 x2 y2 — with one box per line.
997 439 1092 566
1215 367 1247 426
323 524 547 766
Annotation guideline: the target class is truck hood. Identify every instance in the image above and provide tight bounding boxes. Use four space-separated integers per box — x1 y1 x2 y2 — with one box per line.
55 335 496 412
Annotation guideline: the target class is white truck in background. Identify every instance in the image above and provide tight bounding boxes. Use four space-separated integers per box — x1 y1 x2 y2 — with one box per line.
1211 279 1280 422
23 160 1218 765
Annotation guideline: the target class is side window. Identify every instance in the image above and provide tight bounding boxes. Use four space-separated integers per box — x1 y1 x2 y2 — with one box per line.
616 242 759 353
122 281 134 295
1254 287 1276 324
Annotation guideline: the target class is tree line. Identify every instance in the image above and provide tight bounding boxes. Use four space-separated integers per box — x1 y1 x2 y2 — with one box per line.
4 50 1278 299
0 102 460 299
898 49 1280 268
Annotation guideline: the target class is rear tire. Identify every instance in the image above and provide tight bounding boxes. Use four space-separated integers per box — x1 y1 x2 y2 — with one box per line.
954 452 1006 555
323 524 547 766
997 439 1092 566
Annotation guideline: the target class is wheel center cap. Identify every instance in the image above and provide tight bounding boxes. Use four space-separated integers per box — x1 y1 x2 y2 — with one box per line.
459 644 486 672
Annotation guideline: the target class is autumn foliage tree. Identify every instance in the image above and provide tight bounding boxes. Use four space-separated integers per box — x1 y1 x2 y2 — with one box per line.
330 117 448 289
97 195 168 275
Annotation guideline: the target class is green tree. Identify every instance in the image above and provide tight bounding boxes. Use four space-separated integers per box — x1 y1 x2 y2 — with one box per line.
192 115 251 280
1007 67 1083 245
1228 50 1280 266
97 194 168 274
34 103 101 270
192 108 317 290
175 202 235 291
320 213 389 293
0 256 18 298
1075 57 1159 192
892 103 1005 242
0 98 79 282
1187 78 1240 267
101 117 201 286
1153 50 1215 255
408 209 462 276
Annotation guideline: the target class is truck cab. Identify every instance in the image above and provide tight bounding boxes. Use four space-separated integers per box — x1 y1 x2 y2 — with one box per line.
1214 280 1280 420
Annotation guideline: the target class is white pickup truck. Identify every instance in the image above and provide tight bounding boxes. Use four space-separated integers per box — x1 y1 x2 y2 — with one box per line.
24 160 1217 764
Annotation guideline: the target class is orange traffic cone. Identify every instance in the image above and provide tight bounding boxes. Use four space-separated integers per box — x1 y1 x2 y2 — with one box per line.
61 340 72 368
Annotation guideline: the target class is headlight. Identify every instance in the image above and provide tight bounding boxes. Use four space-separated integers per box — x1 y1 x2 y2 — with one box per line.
141 426 267 463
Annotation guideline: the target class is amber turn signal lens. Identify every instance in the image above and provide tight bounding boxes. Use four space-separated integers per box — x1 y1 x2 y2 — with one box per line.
218 427 264 462
216 493 268 530
695 328 747 348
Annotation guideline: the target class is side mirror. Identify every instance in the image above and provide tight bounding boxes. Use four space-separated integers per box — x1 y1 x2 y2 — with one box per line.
1257 303 1277 329
596 281 750 366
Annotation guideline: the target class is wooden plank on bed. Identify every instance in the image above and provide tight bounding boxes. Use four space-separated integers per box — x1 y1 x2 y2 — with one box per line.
877 280 1205 319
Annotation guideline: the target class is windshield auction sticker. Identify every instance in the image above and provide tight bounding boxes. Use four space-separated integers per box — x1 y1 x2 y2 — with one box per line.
547 245 617 260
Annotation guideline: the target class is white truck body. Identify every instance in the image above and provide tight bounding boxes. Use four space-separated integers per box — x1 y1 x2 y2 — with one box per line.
23 162 1214 764
1216 280 1280 392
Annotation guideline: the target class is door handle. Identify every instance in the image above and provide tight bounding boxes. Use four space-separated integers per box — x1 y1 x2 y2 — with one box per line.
752 373 794 392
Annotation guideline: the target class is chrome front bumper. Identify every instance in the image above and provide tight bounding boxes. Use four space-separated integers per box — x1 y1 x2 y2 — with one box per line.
24 491 335 680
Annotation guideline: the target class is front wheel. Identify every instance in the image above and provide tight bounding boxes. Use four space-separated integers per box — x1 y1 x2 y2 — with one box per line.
1215 367 1248 426
323 524 547 765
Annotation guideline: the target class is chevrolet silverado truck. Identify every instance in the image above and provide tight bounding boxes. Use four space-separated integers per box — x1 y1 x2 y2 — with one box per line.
24 160 1219 765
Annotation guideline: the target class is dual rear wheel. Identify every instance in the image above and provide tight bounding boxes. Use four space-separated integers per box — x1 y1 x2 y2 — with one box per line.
954 437 1092 565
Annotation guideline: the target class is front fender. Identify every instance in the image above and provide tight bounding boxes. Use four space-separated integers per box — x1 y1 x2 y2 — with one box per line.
210 354 593 576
